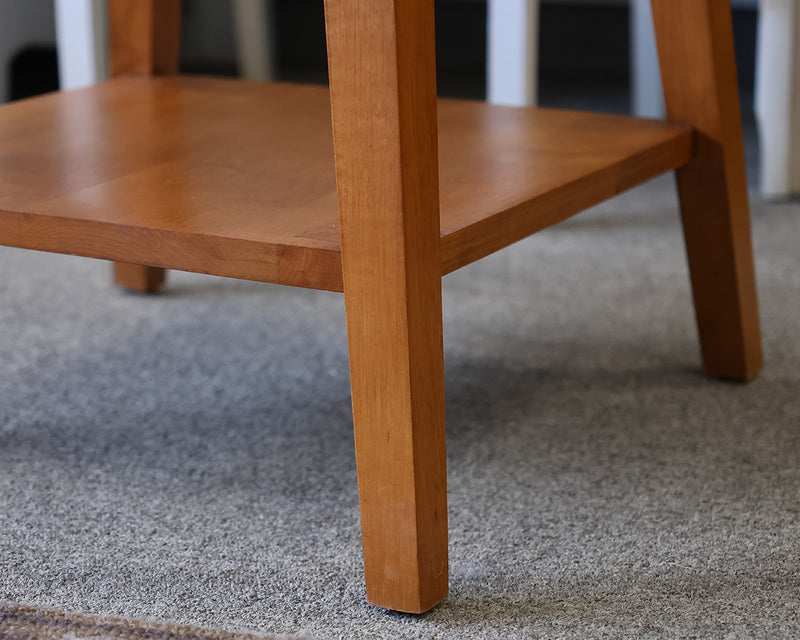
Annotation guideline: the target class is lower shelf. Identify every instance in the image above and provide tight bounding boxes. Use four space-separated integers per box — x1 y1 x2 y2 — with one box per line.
0 76 693 292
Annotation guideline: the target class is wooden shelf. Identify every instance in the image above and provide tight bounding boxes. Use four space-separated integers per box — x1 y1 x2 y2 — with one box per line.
0 76 693 292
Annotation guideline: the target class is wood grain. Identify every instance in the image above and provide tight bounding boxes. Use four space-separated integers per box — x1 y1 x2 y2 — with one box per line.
109 0 181 292
0 77 692 292
324 0 448 614
438 105 693 273
652 0 763 380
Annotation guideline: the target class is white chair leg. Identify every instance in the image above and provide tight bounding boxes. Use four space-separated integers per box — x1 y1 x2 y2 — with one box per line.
487 0 538 107
630 0 664 118
755 0 800 198
54 0 107 91
232 0 274 82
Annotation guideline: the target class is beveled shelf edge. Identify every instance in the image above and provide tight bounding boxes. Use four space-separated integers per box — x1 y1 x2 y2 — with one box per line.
0 210 345 292
441 127 695 275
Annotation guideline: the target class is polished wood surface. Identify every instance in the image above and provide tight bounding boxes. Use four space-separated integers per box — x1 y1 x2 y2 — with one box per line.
652 0 763 381
325 0 448 614
109 0 181 292
0 77 692 292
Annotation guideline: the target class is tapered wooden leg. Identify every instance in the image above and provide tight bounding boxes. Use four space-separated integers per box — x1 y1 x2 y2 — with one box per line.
324 0 448 613
113 263 166 294
345 278 448 614
652 0 763 381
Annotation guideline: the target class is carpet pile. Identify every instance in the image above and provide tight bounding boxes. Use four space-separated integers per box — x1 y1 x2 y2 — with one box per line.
1 172 798 638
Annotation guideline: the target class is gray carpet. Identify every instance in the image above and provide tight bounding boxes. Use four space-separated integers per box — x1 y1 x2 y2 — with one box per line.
1 170 799 639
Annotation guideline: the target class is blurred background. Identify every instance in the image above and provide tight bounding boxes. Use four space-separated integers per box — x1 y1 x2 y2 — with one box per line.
0 0 759 115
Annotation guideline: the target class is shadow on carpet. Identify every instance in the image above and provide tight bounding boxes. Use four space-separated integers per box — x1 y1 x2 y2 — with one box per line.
0 604 309 640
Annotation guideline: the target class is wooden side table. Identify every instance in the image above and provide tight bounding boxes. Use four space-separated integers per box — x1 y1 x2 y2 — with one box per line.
2 0 762 613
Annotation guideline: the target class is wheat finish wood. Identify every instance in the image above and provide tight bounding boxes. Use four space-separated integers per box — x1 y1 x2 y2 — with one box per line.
324 0 448 614
109 0 181 292
0 78 692 292
652 0 763 380
438 106 692 273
